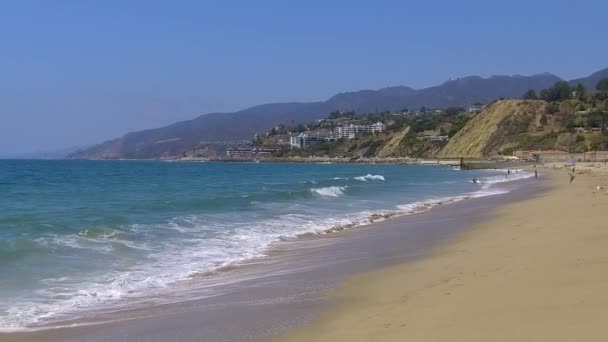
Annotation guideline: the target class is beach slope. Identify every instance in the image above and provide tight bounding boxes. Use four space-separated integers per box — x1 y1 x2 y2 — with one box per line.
278 166 608 341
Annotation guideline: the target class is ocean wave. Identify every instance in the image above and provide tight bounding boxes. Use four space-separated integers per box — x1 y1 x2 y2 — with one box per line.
0 169 535 331
310 186 347 197
353 174 385 182
480 169 532 186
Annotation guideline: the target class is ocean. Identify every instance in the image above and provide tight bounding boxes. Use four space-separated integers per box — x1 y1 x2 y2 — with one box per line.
0 160 532 330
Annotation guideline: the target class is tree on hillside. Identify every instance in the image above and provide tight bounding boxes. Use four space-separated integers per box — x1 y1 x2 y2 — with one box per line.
540 81 572 102
597 78 608 92
588 110 608 132
251 134 263 146
522 89 538 100
574 83 587 101
445 107 465 117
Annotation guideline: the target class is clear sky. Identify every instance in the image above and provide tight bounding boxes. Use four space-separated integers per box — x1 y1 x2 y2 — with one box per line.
1 0 606 155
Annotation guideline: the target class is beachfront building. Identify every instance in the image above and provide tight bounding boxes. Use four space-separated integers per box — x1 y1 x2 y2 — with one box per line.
290 133 323 149
334 122 385 139
289 130 339 149
226 147 279 159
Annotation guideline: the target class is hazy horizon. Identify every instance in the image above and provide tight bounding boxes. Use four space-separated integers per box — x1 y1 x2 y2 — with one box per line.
2 0 607 155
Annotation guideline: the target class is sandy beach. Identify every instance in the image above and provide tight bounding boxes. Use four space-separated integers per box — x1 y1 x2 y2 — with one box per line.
278 164 608 342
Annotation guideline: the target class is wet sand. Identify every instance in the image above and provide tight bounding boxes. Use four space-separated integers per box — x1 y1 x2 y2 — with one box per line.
278 164 608 342
1 176 542 342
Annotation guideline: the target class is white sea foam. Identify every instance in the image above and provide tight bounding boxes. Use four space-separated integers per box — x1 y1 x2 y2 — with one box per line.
310 186 347 197
354 174 385 182
0 169 535 331
396 169 535 215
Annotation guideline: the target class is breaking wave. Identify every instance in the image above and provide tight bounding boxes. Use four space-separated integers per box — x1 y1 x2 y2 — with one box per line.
353 174 385 182
0 166 534 331
310 186 347 197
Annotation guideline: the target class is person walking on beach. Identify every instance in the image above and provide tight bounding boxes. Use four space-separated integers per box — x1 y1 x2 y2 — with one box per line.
535 170 538 179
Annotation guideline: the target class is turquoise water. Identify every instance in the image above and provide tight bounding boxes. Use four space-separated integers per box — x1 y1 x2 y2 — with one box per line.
0 160 531 329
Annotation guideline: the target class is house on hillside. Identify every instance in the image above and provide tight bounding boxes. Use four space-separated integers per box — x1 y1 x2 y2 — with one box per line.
334 122 385 139
290 133 323 149
467 103 485 113
370 122 386 134
334 124 368 139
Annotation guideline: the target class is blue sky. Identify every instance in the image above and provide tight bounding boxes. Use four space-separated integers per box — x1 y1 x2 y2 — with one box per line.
1 0 607 155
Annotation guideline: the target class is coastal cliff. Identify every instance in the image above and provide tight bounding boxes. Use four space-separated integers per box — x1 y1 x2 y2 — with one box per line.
437 100 547 158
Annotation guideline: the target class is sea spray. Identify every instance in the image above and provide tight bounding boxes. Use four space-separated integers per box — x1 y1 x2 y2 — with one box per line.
0 160 534 330
310 186 347 197
354 174 385 182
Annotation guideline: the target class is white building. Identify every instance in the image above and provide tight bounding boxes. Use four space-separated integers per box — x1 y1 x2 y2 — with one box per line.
290 133 323 149
369 122 385 134
334 124 367 139
467 103 485 113
334 122 385 139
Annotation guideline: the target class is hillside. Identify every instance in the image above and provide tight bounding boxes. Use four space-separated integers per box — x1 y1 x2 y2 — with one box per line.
270 84 608 161
569 67 608 89
69 102 328 159
438 100 547 158
69 73 560 159
71 68 605 159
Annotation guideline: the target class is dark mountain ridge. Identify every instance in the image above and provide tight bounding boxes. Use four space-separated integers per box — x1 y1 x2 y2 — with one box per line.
70 68 605 159
569 67 608 89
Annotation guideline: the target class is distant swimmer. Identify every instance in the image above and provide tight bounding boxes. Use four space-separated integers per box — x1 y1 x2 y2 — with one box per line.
472 177 479 184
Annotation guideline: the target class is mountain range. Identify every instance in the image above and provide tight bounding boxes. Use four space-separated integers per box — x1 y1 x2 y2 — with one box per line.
69 67 608 159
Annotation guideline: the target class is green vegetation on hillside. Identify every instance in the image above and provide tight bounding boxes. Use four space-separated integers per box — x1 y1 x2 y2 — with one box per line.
442 79 608 157
255 77 608 160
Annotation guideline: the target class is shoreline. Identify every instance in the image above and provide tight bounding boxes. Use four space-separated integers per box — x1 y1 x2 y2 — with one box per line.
277 164 608 341
0 170 541 341
0 166 531 332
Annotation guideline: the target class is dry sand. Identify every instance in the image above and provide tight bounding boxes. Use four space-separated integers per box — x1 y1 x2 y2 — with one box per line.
277 164 608 342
